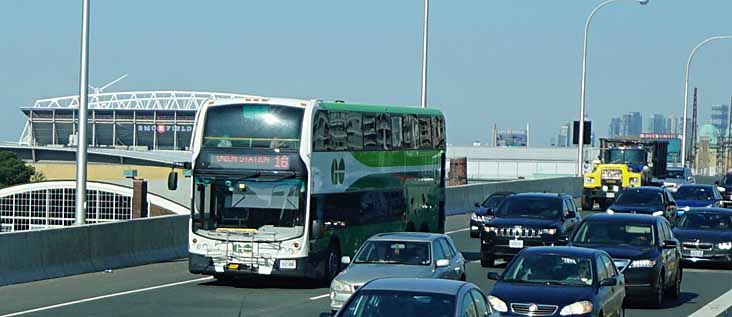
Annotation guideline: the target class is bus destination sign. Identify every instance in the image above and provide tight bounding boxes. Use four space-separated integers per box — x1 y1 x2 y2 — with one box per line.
207 153 290 170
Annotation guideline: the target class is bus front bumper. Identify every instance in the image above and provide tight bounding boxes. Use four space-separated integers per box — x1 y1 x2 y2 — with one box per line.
189 253 318 279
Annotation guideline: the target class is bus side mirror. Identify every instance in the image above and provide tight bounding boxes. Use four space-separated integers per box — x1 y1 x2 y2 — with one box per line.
168 171 178 191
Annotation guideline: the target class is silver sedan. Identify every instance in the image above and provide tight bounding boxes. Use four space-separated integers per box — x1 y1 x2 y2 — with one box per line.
329 232 466 312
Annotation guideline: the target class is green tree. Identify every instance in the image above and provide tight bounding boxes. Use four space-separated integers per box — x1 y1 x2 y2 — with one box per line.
0 151 35 188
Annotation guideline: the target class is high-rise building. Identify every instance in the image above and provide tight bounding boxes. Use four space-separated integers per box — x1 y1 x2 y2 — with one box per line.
646 114 667 134
711 104 730 137
557 122 570 147
608 117 621 138
620 112 642 136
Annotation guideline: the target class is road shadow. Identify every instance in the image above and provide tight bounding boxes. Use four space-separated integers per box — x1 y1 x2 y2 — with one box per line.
200 275 325 290
462 251 481 261
682 261 732 271
625 292 699 310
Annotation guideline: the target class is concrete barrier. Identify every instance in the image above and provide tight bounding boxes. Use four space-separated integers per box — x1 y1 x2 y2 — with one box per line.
0 214 188 287
446 177 581 215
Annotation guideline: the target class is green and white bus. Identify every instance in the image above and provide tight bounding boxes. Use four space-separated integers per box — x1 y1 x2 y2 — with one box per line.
179 96 446 282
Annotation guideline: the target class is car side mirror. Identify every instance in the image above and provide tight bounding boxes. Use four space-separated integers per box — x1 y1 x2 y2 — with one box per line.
600 277 617 287
558 235 570 244
167 171 178 191
436 259 450 268
320 312 334 317
662 240 678 249
487 272 500 280
474 203 480 208
341 256 351 265
715 180 720 185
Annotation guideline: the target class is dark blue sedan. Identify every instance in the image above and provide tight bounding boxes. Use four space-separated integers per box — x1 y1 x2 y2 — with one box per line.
486 247 625 317
673 185 724 217
607 187 678 224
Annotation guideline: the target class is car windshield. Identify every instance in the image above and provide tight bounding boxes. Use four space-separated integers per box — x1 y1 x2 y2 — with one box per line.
502 254 593 287
615 190 663 206
608 149 645 165
677 213 732 231
666 169 685 179
494 197 562 219
481 194 509 208
340 290 455 317
573 221 655 247
674 187 714 201
353 241 431 265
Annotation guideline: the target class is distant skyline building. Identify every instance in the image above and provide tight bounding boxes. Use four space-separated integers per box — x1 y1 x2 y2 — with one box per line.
608 117 621 138
646 113 667 134
710 104 730 137
620 112 642 137
557 122 570 147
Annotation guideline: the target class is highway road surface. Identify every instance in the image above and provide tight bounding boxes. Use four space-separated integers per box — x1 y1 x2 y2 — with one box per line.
1 213 731 317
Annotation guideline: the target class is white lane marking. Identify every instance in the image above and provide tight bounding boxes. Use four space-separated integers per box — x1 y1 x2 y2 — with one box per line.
446 228 469 235
309 293 330 300
0 277 213 317
689 287 732 317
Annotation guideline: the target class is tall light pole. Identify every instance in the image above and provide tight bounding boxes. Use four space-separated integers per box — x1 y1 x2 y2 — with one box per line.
75 0 91 225
680 35 732 166
577 0 649 176
420 0 429 108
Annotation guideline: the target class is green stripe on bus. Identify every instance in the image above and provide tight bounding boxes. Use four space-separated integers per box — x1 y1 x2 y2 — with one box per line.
320 102 443 116
352 150 442 167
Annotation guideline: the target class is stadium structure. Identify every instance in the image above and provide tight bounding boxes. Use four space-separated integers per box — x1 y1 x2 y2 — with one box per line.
18 91 252 150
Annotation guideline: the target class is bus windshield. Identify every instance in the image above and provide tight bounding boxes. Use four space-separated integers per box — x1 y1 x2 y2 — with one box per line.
193 177 305 241
608 149 646 165
203 104 304 150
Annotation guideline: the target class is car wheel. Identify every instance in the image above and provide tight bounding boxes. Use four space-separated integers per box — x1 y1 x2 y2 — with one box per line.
668 268 682 299
480 254 495 268
599 200 610 211
652 272 665 308
323 244 341 284
214 274 233 283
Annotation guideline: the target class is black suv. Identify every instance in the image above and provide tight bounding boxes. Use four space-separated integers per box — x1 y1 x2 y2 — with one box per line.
607 186 678 225
480 193 581 267
569 213 682 307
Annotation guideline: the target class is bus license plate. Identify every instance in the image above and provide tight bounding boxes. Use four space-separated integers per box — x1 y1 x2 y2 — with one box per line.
509 239 524 249
691 250 703 257
606 193 615 198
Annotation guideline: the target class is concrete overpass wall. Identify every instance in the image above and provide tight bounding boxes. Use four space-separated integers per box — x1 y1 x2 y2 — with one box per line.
0 215 187 286
446 177 582 215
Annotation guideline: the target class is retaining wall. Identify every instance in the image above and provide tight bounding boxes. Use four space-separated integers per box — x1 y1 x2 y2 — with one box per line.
446 177 581 215
0 215 188 286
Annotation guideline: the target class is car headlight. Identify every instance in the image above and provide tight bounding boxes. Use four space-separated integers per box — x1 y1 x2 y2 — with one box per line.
487 295 508 313
540 228 557 235
330 279 353 293
629 259 657 268
718 242 732 250
606 208 615 215
584 177 594 184
484 226 498 233
652 211 664 217
559 301 593 316
471 213 481 221
706 204 715 208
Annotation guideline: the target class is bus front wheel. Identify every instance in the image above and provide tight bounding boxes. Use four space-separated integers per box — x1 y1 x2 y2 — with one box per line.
323 243 341 284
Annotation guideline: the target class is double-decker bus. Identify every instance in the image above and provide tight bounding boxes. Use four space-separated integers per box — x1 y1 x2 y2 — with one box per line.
174 96 446 282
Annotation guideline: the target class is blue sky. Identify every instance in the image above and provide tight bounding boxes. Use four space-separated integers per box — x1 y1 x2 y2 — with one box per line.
2 0 732 146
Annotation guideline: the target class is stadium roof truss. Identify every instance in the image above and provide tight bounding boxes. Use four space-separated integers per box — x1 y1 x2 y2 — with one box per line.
25 91 254 111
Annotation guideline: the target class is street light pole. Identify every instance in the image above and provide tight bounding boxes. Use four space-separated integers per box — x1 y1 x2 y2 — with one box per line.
577 0 649 176
680 35 732 167
75 0 91 225
420 0 429 109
